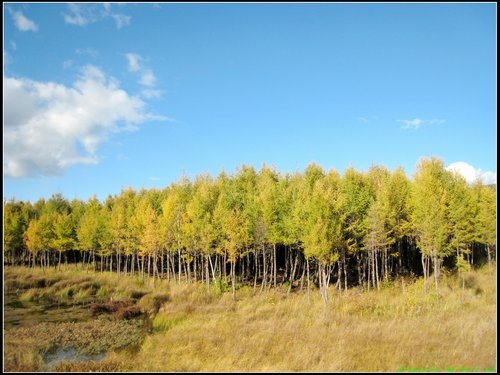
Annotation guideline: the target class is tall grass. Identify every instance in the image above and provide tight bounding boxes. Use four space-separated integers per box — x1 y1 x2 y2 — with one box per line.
4 265 496 372
4 265 170 303
129 266 497 372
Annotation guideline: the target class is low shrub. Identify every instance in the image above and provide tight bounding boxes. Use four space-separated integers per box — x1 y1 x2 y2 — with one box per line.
89 300 136 316
114 306 143 320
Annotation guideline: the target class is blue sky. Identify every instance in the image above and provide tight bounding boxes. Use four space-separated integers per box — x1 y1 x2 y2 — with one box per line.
3 2 497 203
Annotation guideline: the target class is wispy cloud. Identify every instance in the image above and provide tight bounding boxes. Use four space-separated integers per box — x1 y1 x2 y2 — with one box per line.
111 14 131 29
141 89 163 99
4 49 11 66
76 48 98 58
125 53 142 72
446 161 496 185
139 69 156 87
357 115 378 124
398 118 445 130
63 3 131 29
62 60 74 69
63 3 93 26
10 9 38 32
125 53 163 99
4 65 166 178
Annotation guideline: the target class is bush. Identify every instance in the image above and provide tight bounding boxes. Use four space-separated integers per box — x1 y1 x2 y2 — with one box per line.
114 306 143 320
137 293 170 314
89 300 136 316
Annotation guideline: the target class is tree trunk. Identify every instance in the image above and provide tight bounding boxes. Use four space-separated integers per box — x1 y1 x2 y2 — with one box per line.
354 252 362 287
261 245 267 293
287 250 299 295
433 255 440 301
178 248 182 284
208 254 216 283
384 248 389 282
273 243 277 288
306 257 310 301
343 249 348 293
253 249 259 294
231 260 236 300
116 249 120 276
487 244 491 274
299 258 305 291
205 255 210 291
421 254 427 293
371 250 376 290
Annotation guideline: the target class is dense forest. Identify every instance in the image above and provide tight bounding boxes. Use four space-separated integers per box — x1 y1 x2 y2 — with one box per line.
3 157 496 303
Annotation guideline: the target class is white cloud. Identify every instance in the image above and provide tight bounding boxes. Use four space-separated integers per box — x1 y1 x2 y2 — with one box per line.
112 14 131 29
398 118 445 130
62 60 74 69
11 41 17 50
76 48 98 58
446 161 497 185
357 115 378 124
139 70 156 87
125 53 160 90
63 3 131 29
399 118 424 130
141 89 163 99
125 53 141 72
63 3 93 26
4 49 11 66
4 65 165 178
10 10 38 32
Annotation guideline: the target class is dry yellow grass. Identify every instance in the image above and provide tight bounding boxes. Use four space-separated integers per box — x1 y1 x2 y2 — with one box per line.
4 265 496 372
127 267 496 372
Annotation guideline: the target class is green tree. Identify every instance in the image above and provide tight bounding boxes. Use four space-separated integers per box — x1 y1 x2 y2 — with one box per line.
341 167 373 290
137 196 161 282
76 196 101 270
365 165 395 289
302 170 343 304
411 157 453 298
160 179 191 283
257 164 282 289
4 200 29 265
473 181 496 271
387 167 413 275
24 218 42 268
184 174 219 288
109 195 128 275
52 212 75 269
448 172 476 266
213 170 252 297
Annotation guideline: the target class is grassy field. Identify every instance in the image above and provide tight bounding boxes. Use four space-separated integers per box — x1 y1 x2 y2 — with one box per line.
3 265 497 372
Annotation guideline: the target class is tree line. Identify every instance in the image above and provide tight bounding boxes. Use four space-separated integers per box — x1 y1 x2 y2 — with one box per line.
3 157 496 302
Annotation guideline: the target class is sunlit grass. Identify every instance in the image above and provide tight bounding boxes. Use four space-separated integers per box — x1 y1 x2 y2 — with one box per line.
4 265 171 303
4 264 496 372
128 266 496 372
